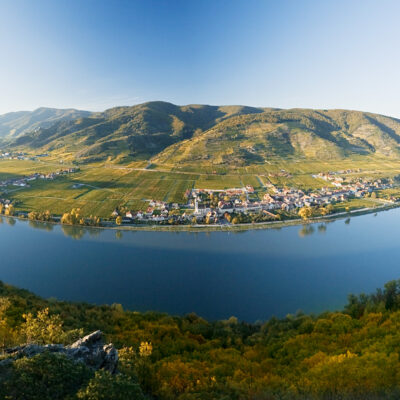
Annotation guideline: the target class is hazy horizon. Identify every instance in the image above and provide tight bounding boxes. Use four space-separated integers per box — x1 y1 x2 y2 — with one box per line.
3 102 400 121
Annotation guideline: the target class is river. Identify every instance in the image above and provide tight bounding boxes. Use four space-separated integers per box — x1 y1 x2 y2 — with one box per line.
0 209 399 321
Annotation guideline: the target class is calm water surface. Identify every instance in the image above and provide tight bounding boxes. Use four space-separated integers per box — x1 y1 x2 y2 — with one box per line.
1 209 399 321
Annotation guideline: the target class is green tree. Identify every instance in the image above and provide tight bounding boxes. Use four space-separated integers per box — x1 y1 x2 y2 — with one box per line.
77 370 145 400
3 352 93 400
0 297 15 349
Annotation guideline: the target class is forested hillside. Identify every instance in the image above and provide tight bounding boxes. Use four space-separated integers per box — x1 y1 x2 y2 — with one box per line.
4 102 400 165
2 280 400 399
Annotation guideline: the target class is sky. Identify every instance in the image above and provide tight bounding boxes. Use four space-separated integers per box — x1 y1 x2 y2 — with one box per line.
1 0 400 116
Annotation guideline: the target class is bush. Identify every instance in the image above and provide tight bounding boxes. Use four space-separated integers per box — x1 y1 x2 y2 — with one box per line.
2 352 92 400
77 370 145 400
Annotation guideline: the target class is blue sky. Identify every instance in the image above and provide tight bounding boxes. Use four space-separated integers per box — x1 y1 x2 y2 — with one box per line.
1 0 400 116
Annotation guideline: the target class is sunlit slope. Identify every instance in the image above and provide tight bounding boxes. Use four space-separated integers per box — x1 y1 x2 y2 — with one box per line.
153 109 400 166
10 101 263 162
6 103 400 165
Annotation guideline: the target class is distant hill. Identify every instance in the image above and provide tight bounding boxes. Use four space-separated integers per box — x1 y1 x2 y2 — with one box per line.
3 102 400 165
0 107 91 139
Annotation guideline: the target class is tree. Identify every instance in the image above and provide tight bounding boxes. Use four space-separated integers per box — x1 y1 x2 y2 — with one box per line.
61 208 83 225
77 371 145 400
298 206 312 220
139 341 153 357
4 352 93 400
0 298 15 349
5 204 14 216
21 308 82 345
319 207 328 216
116 216 122 225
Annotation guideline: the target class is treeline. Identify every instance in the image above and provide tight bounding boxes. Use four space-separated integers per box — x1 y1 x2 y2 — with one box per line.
2 281 400 399
61 208 101 227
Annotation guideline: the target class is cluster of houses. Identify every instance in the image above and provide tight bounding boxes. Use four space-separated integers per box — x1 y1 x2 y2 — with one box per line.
113 199 181 223
0 151 49 161
0 151 31 160
262 175 393 212
312 170 361 186
0 168 78 188
111 172 396 226
0 198 12 209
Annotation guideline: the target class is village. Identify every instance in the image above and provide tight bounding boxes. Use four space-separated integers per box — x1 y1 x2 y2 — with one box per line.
114 172 396 226
0 165 396 227
0 168 78 189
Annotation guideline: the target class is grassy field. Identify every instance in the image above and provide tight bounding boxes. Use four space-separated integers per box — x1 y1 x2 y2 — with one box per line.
1 157 400 218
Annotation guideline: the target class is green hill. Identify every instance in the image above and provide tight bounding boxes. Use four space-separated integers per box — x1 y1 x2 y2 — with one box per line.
4 102 400 165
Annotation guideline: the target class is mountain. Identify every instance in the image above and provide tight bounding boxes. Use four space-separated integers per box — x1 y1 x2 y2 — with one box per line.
3 102 400 165
153 108 400 166
8 101 264 162
0 107 91 139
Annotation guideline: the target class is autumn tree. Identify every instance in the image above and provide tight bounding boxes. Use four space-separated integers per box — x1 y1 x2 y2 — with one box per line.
20 308 82 345
298 206 312 219
5 204 14 216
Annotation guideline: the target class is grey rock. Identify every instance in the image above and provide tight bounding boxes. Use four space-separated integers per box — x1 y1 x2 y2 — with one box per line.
1 331 118 374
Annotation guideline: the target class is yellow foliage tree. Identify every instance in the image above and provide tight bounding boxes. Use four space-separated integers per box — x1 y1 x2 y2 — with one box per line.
21 308 83 345
5 204 14 216
298 206 312 219
139 341 153 357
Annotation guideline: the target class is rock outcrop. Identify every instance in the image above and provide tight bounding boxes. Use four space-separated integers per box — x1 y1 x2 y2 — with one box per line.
0 330 118 373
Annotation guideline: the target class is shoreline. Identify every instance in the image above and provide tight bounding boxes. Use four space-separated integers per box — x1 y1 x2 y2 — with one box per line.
7 201 400 233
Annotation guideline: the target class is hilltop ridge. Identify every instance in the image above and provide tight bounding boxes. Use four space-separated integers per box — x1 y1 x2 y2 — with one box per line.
2 101 400 165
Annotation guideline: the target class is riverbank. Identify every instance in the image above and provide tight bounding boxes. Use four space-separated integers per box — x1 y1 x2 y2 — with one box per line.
8 201 400 233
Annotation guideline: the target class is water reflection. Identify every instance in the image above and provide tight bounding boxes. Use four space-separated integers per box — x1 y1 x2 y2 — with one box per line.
115 231 123 240
6 217 16 226
345 218 351 225
61 225 86 240
87 228 101 238
317 224 327 233
298 225 315 237
28 220 54 231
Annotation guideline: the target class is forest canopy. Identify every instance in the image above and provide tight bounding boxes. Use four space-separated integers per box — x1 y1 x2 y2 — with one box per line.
1 280 400 399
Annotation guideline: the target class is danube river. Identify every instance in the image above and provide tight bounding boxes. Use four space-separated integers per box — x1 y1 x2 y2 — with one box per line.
1 209 399 321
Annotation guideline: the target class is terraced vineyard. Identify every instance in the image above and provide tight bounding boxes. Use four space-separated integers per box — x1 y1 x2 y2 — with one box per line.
1 155 400 218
